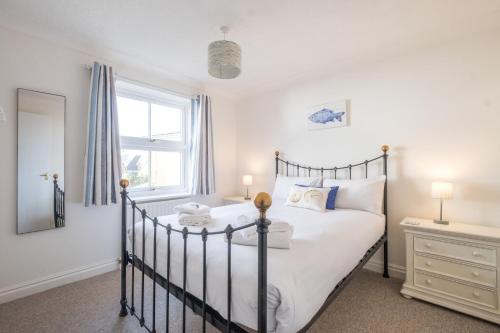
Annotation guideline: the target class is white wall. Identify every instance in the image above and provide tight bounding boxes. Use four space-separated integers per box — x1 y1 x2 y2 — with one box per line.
235 29 500 271
0 26 237 302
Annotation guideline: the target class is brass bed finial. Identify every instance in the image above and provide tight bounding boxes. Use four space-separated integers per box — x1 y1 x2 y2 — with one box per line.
53 173 58 181
120 179 130 188
275 150 280 157
254 192 272 219
381 145 389 153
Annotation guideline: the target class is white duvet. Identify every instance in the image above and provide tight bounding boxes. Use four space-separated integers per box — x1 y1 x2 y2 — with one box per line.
128 199 384 333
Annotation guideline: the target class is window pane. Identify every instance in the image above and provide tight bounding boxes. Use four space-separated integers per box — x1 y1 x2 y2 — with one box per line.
151 104 182 141
151 151 182 187
117 97 148 138
121 149 149 189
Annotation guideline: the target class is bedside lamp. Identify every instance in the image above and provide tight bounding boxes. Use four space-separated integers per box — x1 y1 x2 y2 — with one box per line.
243 175 253 200
432 182 453 225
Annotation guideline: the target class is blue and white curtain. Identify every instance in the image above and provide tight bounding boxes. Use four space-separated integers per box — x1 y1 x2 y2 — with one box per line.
190 95 216 195
83 62 122 206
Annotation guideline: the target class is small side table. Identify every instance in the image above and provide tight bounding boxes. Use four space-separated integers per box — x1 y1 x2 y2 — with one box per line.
223 196 252 205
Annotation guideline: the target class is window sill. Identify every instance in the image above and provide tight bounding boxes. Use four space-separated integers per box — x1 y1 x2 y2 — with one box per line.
129 192 192 204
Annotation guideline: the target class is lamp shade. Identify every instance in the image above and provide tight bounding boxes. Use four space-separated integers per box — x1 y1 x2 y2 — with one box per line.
243 175 253 186
432 182 453 199
208 40 241 79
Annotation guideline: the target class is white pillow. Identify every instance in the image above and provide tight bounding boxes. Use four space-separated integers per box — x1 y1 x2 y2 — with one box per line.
272 175 323 200
285 185 330 212
322 175 386 214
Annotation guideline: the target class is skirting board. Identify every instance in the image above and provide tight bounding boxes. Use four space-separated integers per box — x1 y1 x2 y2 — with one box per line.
363 259 406 280
0 259 119 305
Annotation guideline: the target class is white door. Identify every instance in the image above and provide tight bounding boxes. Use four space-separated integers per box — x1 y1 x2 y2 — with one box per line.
18 111 53 233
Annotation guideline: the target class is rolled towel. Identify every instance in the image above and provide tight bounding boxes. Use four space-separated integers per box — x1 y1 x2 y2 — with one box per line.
178 213 211 226
174 202 210 215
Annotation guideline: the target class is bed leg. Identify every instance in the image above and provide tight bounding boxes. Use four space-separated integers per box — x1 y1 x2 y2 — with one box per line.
119 179 129 317
383 239 389 278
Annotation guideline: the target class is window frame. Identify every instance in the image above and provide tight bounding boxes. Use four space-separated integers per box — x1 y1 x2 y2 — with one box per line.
116 80 191 197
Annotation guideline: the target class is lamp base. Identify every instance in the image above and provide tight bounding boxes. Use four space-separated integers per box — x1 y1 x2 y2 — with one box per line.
244 196 251 200
434 219 449 225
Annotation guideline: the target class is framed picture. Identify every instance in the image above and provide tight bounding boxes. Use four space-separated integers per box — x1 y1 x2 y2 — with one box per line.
307 100 348 130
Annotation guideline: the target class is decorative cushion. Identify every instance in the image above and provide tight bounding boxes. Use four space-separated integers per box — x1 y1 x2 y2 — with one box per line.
285 185 330 212
323 175 386 214
272 175 323 200
325 186 340 210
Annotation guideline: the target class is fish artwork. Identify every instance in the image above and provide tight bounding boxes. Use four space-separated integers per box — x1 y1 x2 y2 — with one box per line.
308 108 345 124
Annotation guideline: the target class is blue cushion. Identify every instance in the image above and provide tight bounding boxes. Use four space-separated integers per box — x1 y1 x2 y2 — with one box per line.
326 186 339 210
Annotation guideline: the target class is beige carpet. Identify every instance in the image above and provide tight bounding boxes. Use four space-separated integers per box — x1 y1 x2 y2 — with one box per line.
0 269 497 333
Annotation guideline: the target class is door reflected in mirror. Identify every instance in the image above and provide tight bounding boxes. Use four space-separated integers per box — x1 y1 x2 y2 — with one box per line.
17 89 65 234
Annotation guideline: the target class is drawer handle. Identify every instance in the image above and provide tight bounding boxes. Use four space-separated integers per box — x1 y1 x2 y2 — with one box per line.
472 251 480 257
425 279 432 285
425 261 432 267
473 291 480 298
472 271 480 277
425 243 432 248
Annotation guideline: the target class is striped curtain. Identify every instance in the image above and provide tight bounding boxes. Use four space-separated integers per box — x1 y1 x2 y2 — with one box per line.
83 62 122 206
190 95 216 195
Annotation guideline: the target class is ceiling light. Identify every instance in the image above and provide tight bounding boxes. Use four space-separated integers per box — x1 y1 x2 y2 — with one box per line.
208 26 241 79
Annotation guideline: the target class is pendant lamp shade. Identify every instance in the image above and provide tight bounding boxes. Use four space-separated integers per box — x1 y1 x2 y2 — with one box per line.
208 27 241 79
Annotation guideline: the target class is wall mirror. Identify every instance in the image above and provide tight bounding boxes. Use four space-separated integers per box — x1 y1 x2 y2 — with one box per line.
17 89 65 234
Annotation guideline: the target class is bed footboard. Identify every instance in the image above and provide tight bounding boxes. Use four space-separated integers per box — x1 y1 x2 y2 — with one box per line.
119 181 272 333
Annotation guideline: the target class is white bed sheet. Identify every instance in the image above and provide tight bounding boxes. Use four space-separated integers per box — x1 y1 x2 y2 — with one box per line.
128 199 385 333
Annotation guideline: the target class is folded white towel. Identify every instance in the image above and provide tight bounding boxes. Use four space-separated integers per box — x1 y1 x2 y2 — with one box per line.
174 202 211 215
236 215 293 238
229 228 293 249
178 213 211 226
229 216 294 249
236 214 258 238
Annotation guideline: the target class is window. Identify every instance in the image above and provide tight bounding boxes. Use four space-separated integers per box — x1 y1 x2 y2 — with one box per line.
116 80 191 196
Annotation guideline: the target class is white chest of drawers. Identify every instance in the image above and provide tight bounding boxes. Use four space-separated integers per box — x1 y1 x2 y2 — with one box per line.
400 218 500 324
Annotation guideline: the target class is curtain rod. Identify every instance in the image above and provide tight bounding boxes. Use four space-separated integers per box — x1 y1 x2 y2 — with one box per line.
82 64 199 99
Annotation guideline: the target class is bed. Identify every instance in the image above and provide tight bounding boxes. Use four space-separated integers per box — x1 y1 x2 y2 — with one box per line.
118 146 390 333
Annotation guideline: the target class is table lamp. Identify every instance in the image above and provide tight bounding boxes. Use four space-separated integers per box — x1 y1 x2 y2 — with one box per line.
432 182 453 225
243 175 253 200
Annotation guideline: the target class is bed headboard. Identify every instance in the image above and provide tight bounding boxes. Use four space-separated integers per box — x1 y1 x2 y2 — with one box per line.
274 145 389 225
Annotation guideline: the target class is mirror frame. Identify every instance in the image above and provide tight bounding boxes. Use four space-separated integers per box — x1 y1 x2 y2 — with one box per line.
16 88 66 234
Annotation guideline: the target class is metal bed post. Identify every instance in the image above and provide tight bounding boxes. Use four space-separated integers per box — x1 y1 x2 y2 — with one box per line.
53 174 57 227
140 209 146 326
201 228 208 333
275 151 279 177
225 225 234 333
152 217 158 333
255 192 271 333
53 173 65 227
119 179 129 317
130 201 136 315
382 145 390 278
166 224 172 332
182 227 188 333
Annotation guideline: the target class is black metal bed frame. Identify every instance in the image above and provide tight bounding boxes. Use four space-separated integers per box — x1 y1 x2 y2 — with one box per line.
118 145 389 333
53 174 65 228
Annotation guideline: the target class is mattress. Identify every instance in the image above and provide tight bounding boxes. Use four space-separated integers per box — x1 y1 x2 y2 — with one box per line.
128 199 385 333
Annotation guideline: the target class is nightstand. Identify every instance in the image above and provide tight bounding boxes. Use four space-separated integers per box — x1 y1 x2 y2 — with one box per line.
223 196 252 205
400 217 500 324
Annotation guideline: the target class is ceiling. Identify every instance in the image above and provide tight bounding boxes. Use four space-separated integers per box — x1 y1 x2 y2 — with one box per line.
1 0 500 99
